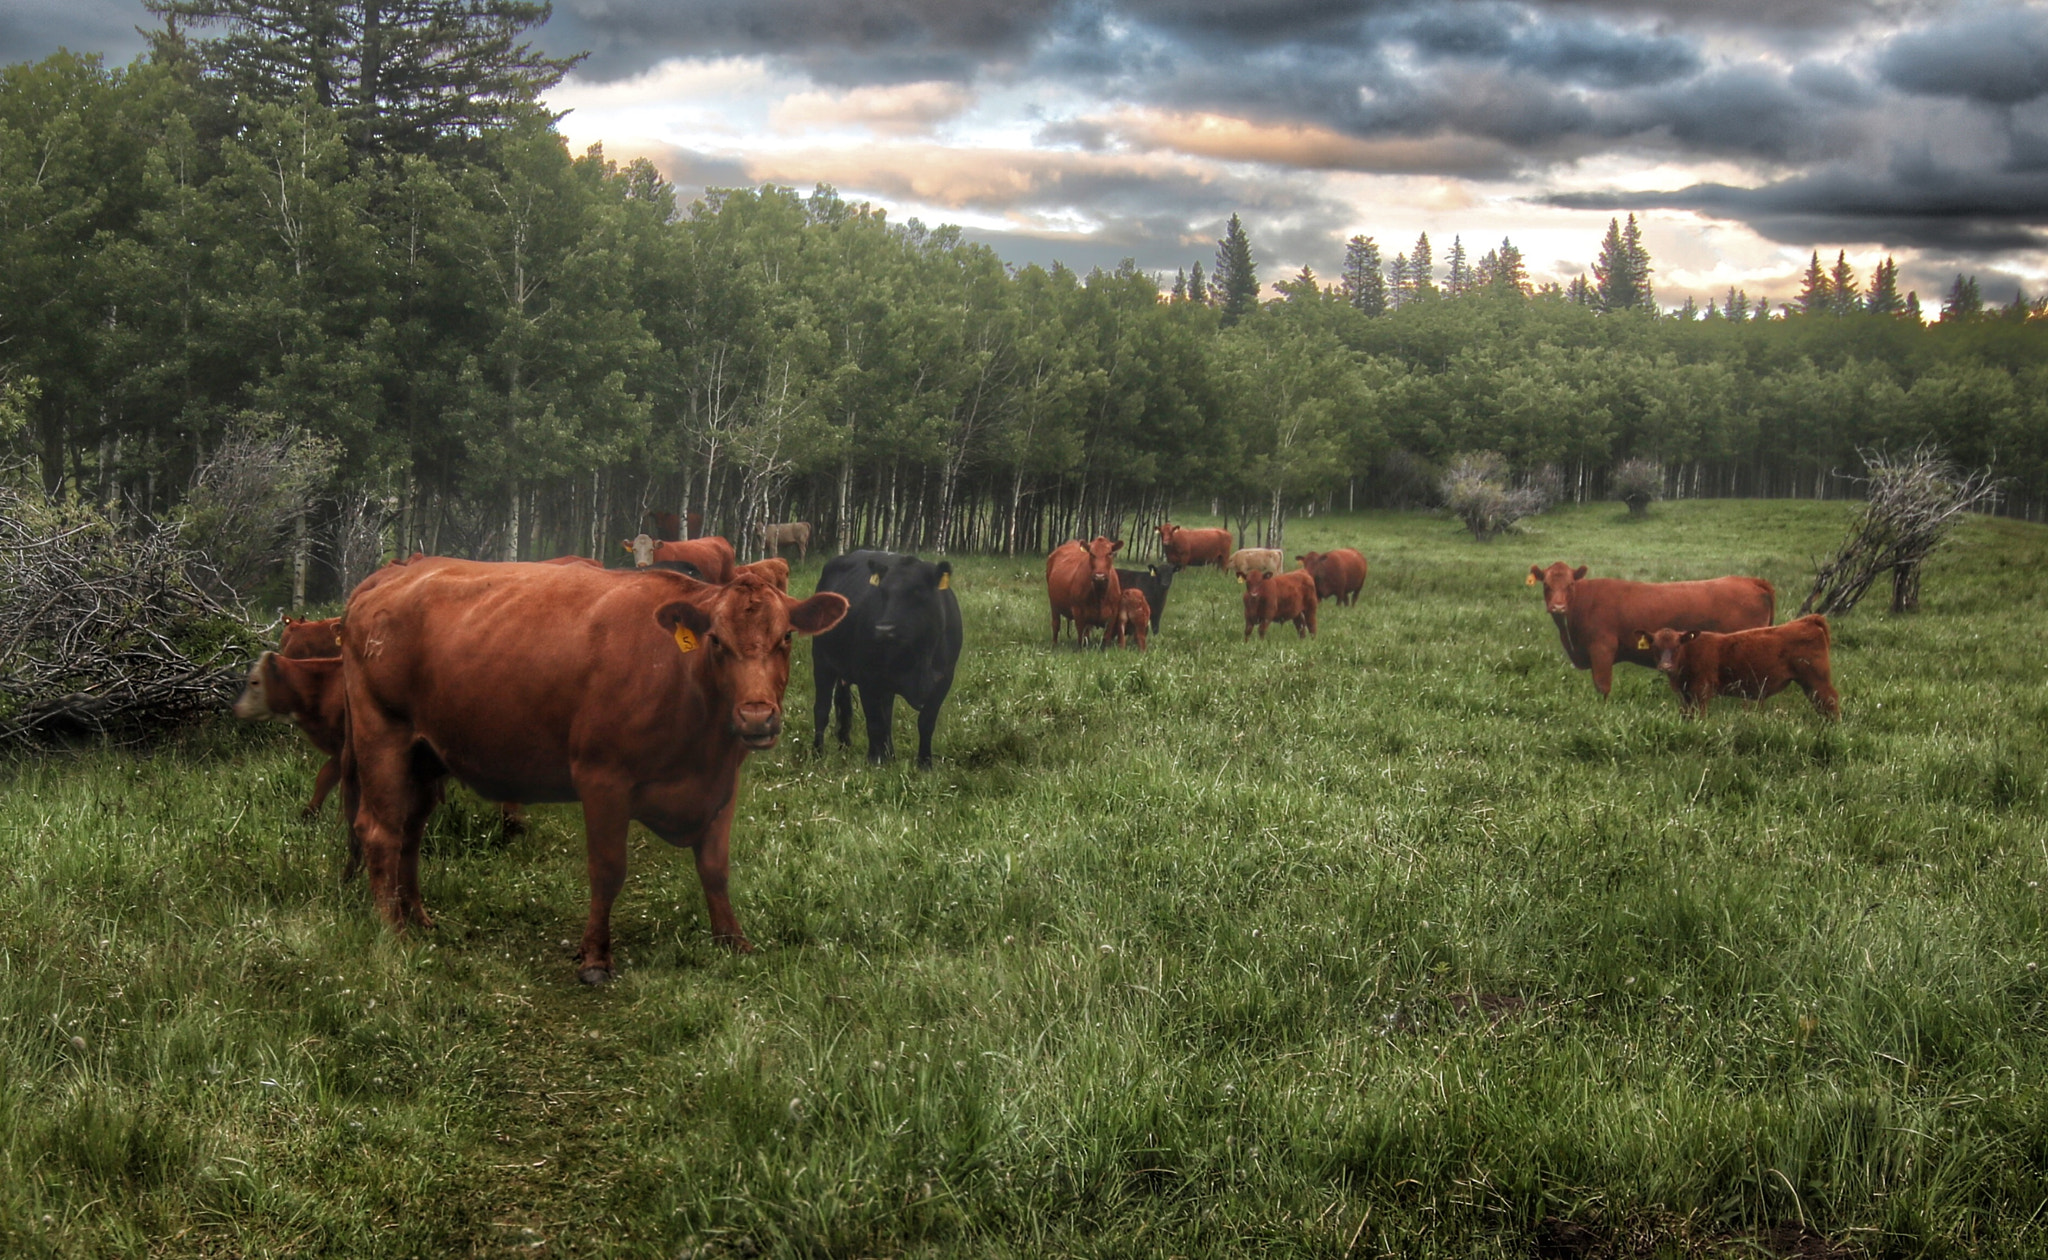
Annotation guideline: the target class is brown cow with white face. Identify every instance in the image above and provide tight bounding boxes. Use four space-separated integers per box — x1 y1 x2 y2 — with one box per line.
341 559 846 983
1046 537 1124 647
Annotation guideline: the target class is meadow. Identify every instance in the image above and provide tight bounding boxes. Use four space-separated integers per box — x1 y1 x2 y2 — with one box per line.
2 499 2046 1258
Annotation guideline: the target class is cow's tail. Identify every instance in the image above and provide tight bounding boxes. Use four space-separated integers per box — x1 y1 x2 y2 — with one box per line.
1760 578 1778 624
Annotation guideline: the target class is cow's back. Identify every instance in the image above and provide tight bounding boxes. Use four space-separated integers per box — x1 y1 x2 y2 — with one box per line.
1571 575 1774 659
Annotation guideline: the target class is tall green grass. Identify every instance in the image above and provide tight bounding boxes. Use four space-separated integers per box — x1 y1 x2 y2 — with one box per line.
2 500 2045 1257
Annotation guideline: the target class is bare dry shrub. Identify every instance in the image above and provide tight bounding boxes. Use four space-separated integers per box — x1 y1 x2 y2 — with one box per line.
1441 451 1550 542
180 423 337 599
1801 446 2001 616
1611 457 1664 516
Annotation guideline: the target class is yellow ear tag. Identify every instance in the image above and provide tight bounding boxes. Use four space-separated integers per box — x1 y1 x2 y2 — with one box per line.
1525 573 1537 586
869 572 881 585
1635 633 1650 650
938 573 951 590
673 625 699 654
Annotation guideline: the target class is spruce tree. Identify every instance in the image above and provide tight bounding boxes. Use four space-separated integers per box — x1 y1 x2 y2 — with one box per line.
1341 235 1386 316
1171 268 1187 302
1677 295 1698 320
1492 237 1529 296
1624 214 1653 309
1865 256 1903 314
1754 298 1772 322
1796 252 1832 315
1905 291 1923 323
1565 274 1597 307
1187 259 1208 305
1593 216 1649 311
1725 286 1749 320
1704 300 1722 320
1213 214 1259 325
1445 235 1470 295
1387 253 1411 309
1409 232 1435 300
1942 274 1982 321
1828 251 1860 315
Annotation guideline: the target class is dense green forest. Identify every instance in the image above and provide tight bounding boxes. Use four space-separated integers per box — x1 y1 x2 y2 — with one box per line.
3 5 2046 602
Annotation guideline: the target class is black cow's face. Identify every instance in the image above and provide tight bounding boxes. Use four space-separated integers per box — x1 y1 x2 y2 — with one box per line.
1148 562 1176 590
867 556 952 643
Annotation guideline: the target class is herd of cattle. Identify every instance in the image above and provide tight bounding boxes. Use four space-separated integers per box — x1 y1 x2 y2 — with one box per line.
230 516 1838 983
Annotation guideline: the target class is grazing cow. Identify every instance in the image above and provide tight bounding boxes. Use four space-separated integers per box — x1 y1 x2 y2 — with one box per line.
640 510 703 542
234 652 347 817
620 535 738 584
811 551 964 768
1297 549 1367 606
279 615 343 659
1530 562 1776 698
1240 569 1319 641
737 557 790 591
758 521 812 561
341 559 847 981
1636 615 1839 719
1157 522 1234 569
1225 548 1284 580
1114 562 1177 635
1046 538 1124 647
1114 588 1152 650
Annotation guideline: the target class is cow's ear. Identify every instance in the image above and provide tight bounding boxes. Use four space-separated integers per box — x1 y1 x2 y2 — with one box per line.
867 557 889 575
1527 565 1541 585
621 540 634 552
1147 564 1159 577
1572 565 1588 580
655 600 713 640
787 591 849 636
1634 631 1651 651
935 561 952 590
1109 539 1123 552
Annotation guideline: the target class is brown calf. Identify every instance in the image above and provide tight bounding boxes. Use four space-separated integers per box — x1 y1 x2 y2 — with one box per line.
1636 615 1839 718
1296 549 1367 606
1114 588 1152 650
1241 569 1318 640
234 653 347 817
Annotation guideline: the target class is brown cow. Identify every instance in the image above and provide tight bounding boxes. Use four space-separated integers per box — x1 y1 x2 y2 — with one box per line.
279 615 342 659
1296 549 1367 606
1114 588 1152 651
1530 562 1775 697
1046 537 1124 647
737 557 790 591
1157 522 1233 568
758 521 812 561
1225 548 1284 580
340 560 847 982
234 652 347 817
621 535 738 584
1636 615 1839 719
1241 569 1318 640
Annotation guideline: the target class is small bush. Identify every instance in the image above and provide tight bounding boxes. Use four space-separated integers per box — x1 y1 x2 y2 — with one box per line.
1611 457 1663 516
1440 451 1549 542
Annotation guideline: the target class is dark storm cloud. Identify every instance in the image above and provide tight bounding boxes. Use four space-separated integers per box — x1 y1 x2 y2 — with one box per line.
1547 155 2048 252
0 0 147 68
1878 6 2048 105
1395 4 1700 89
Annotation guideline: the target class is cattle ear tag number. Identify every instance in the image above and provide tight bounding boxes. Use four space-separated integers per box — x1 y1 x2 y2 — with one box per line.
869 572 881 586
673 625 699 654
1525 573 1537 586
938 573 951 590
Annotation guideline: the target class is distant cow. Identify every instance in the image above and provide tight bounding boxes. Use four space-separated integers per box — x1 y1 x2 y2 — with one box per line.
1114 562 1177 636
1157 522 1233 568
1637 615 1839 719
1114 588 1152 650
737 557 790 591
812 551 964 768
640 510 703 542
621 535 738 584
279 614 342 659
1241 569 1318 640
758 522 812 561
234 652 347 818
1226 548 1283 580
341 559 848 981
1297 549 1367 606
1530 562 1776 697
1046 537 1124 647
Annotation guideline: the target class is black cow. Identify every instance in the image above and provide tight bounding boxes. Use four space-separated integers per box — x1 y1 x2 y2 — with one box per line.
812 551 964 768
1114 562 1177 635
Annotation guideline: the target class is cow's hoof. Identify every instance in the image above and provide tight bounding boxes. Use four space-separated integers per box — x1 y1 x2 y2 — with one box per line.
578 966 613 986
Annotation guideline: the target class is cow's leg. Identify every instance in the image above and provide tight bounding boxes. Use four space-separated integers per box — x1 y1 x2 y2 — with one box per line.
499 804 526 837
339 740 364 883
691 791 750 951
573 783 631 983
833 680 855 748
860 685 896 763
1050 605 1062 645
1588 641 1617 697
304 756 340 817
914 687 950 770
1799 665 1841 718
812 667 835 755
351 732 438 929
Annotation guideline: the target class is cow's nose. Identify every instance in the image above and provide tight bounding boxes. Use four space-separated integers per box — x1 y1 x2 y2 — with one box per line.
874 621 897 638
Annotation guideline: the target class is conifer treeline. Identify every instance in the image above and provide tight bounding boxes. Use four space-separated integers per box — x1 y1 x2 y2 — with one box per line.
3 15 2046 601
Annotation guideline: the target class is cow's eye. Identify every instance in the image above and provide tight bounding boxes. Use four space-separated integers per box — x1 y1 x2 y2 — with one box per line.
706 632 722 650
782 630 794 645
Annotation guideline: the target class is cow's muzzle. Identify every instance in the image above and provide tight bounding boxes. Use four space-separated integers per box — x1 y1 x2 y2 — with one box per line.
735 702 782 750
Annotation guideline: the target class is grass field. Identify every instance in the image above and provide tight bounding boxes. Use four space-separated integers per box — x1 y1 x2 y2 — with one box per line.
3 499 2046 1258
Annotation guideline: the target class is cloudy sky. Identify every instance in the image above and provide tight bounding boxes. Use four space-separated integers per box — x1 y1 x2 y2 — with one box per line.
11 0 2048 307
